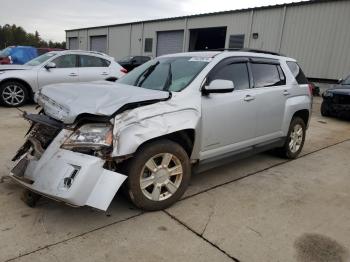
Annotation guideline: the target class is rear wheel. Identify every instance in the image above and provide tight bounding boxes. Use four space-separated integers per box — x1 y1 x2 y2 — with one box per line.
277 117 306 159
0 81 28 107
126 139 191 211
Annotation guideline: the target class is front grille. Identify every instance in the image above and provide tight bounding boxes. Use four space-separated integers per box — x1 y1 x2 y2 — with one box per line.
29 122 60 149
332 94 350 105
12 115 63 162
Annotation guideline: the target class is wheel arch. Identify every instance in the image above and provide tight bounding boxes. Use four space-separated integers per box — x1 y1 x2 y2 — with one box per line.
292 109 310 126
135 129 195 158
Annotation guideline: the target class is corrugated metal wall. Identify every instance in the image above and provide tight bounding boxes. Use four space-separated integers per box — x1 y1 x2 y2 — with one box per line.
66 0 350 80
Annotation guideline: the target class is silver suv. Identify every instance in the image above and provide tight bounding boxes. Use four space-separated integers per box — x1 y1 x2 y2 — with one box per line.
0 50 125 107
9 50 312 211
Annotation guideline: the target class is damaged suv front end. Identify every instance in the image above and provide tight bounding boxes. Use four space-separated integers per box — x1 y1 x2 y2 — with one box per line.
9 54 210 211
10 112 127 211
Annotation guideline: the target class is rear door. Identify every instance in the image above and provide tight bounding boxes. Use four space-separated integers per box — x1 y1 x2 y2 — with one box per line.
78 55 111 82
200 57 257 159
38 54 79 88
248 58 288 140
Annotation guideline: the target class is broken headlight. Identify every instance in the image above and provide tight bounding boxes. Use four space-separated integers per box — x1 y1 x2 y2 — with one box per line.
62 123 113 150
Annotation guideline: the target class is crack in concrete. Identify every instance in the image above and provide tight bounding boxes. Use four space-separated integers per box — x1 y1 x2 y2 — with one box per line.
4 212 144 262
5 138 350 261
201 208 214 237
247 226 262 238
163 210 241 262
179 138 350 202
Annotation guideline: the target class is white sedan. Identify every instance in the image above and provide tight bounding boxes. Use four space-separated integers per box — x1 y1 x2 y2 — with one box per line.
0 50 126 107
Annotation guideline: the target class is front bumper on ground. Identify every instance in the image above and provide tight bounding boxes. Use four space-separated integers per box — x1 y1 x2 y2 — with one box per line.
9 130 127 211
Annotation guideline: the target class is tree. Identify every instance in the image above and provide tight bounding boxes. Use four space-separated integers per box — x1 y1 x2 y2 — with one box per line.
0 24 65 49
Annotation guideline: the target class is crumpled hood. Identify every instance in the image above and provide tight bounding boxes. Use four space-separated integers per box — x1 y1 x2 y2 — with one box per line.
37 81 170 124
0 65 33 71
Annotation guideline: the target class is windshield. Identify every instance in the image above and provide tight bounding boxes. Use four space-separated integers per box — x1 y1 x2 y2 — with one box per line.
0 47 12 58
117 56 210 92
25 52 57 66
342 75 350 85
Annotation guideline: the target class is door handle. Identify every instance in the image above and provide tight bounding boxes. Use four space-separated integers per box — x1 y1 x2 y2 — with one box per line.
283 90 290 96
69 73 78 77
244 95 255 102
101 72 109 76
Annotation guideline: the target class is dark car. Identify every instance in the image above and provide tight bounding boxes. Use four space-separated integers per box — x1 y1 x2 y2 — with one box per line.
321 75 350 119
0 46 64 65
117 55 151 71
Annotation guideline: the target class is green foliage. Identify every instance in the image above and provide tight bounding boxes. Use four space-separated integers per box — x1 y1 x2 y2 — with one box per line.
0 24 65 49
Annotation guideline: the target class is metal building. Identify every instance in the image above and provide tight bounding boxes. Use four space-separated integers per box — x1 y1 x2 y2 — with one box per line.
66 0 350 81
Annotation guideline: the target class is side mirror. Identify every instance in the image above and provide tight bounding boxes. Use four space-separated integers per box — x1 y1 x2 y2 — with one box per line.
338 78 343 84
131 59 137 64
44 62 56 70
203 79 234 95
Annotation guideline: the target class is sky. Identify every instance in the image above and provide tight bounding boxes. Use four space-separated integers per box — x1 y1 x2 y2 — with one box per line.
0 0 308 42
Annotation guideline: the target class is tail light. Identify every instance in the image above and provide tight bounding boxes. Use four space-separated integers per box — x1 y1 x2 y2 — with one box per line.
120 68 128 74
0 56 11 65
308 83 313 96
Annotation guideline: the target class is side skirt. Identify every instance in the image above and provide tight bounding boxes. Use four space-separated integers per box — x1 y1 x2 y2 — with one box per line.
193 137 286 174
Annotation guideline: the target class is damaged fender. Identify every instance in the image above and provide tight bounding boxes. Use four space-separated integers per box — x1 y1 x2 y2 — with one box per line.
112 99 200 157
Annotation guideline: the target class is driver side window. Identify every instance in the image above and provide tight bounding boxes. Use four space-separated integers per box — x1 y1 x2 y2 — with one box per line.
51 55 78 68
210 63 250 91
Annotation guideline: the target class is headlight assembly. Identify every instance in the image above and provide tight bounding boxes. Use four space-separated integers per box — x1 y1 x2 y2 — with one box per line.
62 123 113 150
323 92 333 98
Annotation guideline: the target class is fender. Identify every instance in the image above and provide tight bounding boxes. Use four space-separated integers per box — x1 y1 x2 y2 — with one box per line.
282 95 311 135
111 100 200 157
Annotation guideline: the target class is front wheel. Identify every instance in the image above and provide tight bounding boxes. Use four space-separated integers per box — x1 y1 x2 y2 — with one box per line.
0 81 28 107
320 101 331 117
126 139 191 211
277 117 306 159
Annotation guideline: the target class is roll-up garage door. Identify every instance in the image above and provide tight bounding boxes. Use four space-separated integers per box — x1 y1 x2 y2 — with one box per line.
69 37 78 50
156 30 184 56
90 35 107 53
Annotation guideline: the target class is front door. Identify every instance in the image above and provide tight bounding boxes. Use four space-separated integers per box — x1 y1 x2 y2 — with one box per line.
200 58 257 160
38 54 79 88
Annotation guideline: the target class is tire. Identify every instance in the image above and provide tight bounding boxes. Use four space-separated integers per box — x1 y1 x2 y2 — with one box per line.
277 117 306 159
320 101 330 117
126 139 191 211
21 189 41 208
0 81 28 107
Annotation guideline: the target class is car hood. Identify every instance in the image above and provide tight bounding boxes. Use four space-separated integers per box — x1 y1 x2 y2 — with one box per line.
36 81 170 124
326 84 350 95
0 65 33 71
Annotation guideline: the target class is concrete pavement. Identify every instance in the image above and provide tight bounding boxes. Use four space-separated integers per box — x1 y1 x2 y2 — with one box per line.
0 97 350 262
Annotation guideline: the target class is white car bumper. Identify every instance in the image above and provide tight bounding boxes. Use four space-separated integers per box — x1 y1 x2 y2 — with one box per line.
9 130 127 211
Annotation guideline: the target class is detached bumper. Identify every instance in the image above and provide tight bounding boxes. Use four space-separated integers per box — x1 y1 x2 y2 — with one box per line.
9 130 127 211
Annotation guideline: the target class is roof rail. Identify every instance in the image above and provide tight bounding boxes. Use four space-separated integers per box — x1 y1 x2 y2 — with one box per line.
65 50 109 56
211 48 284 56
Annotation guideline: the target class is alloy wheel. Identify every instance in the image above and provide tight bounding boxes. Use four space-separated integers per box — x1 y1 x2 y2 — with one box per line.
140 153 183 201
2 84 25 106
289 123 303 153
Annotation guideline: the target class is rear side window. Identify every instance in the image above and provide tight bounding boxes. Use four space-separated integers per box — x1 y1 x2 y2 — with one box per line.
79 55 110 67
251 63 286 88
287 61 308 84
210 63 250 91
